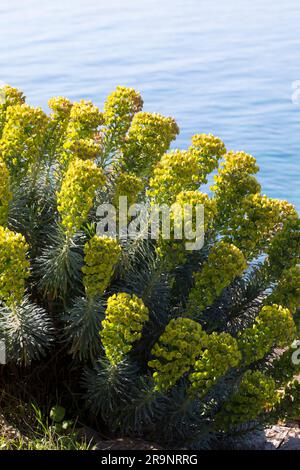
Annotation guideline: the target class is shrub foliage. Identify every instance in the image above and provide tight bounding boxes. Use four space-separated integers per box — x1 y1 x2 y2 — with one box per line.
0 84 299 448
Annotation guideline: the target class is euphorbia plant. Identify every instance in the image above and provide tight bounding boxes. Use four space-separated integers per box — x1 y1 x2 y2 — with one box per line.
0 84 299 448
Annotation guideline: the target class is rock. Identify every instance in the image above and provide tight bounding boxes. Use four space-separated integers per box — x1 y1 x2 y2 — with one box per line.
280 438 300 450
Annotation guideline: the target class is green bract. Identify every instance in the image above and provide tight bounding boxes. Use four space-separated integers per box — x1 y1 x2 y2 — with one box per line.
57 158 106 236
187 241 247 316
0 226 30 306
101 293 149 365
82 235 122 299
149 317 208 391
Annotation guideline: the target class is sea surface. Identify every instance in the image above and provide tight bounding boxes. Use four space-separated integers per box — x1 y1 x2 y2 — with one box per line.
0 0 299 208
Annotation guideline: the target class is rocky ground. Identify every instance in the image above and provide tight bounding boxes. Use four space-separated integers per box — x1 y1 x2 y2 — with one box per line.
81 423 300 450
234 423 300 450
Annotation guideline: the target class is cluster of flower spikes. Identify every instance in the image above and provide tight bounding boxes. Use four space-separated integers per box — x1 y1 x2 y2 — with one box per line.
82 235 122 299
155 190 216 269
211 150 261 226
187 241 247 317
48 96 73 119
0 102 49 177
148 317 208 392
267 266 300 315
61 100 104 168
122 112 179 176
57 158 106 236
0 226 30 307
103 86 143 151
0 158 12 226
113 171 144 208
174 190 217 234
266 217 300 279
0 85 25 136
189 133 226 177
65 138 103 162
216 370 278 430
47 97 73 162
238 304 296 366
147 134 226 206
100 293 149 366
147 150 199 206
188 332 241 397
222 193 298 260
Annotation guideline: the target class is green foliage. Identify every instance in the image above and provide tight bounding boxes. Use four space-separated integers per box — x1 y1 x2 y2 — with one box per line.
0 84 299 449
0 297 54 365
50 405 66 423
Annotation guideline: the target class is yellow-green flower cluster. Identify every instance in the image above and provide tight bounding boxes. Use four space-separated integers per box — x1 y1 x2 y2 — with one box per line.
61 100 103 167
57 158 106 235
0 104 48 176
47 97 73 162
238 304 296 365
267 218 300 278
148 318 208 392
0 158 12 226
68 100 103 137
82 235 122 299
0 85 25 106
48 96 73 118
216 370 277 429
212 151 260 206
113 171 144 208
189 332 241 397
267 266 300 314
66 138 102 161
189 133 226 176
122 112 179 176
174 190 216 233
223 194 297 259
0 226 30 306
212 151 261 231
148 150 205 205
0 85 25 135
101 293 149 365
155 191 216 269
148 134 225 206
103 86 143 149
187 241 247 316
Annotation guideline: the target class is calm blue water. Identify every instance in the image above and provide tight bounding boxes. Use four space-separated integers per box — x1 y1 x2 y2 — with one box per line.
0 0 300 208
